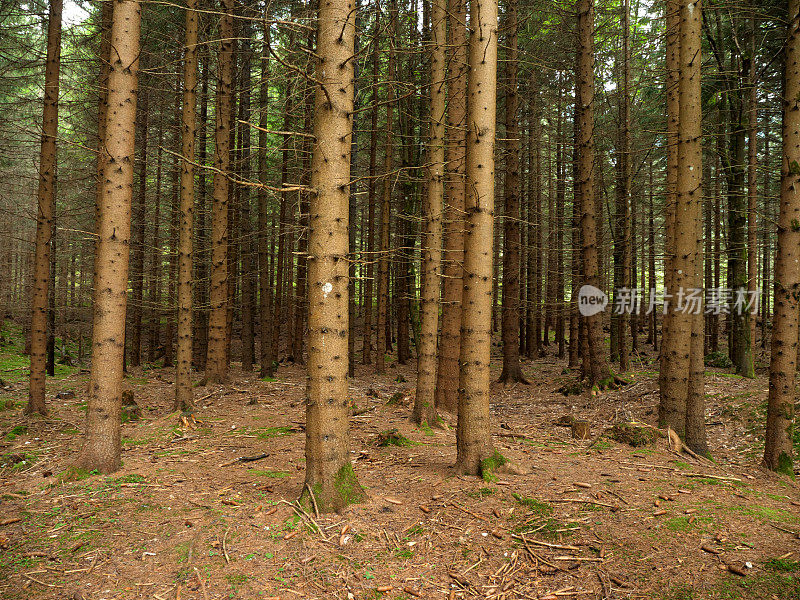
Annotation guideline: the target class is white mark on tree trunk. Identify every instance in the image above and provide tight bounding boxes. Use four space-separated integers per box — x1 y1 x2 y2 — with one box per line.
322 282 333 299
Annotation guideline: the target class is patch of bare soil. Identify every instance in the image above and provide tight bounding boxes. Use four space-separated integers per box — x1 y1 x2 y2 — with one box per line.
1 347 799 600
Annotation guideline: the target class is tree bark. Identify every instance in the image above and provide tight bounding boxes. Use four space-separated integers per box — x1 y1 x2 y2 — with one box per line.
456 0 499 476
28 0 62 416
763 0 799 475
498 0 526 385
258 9 275 379
414 0 445 426
362 9 379 366
204 0 233 384
301 0 364 511
375 0 397 375
576 0 611 387
77 0 141 473
435 0 467 412
175 0 199 412
130 84 147 368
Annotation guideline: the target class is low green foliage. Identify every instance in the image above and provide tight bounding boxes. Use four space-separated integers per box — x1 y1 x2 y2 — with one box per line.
765 558 800 572
480 450 506 482
247 469 289 478
705 351 733 368
256 426 294 439
376 428 412 447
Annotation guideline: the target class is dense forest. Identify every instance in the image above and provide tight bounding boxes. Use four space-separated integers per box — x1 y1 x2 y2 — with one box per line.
1 0 799 597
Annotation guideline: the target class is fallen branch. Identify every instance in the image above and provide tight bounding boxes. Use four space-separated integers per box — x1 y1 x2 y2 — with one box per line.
545 498 617 509
682 473 742 483
219 453 269 467
22 573 61 588
510 534 579 552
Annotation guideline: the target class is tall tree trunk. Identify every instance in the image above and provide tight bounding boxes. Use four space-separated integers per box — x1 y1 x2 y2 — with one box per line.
239 17 255 372
527 112 542 358
130 84 147 368
375 0 397 375
28 0 62 416
77 0 141 473
194 50 209 370
301 0 364 511
456 0 499 476
204 0 234 384
362 10 379 366
413 0 445 426
682 0 706 453
149 122 163 362
258 10 275 378
659 0 680 425
746 16 758 353
576 0 610 387
435 0 466 411
763 0 799 475
498 0 526 384
175 0 199 411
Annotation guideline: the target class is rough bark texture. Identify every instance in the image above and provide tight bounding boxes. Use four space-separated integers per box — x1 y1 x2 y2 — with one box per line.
175 0 198 412
455 0 499 476
498 0 526 385
375 1 397 375
130 84 147 368
763 0 799 475
77 0 141 473
258 13 274 379
362 11 379 366
658 0 685 433
302 0 364 512
204 0 233 384
413 0 445 426
576 0 610 387
435 0 467 412
28 0 62 416
683 0 706 452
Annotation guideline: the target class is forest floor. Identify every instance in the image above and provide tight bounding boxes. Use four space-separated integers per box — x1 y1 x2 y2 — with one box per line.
1 327 799 600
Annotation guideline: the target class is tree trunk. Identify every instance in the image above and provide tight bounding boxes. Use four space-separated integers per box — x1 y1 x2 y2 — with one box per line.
239 17 255 372
301 0 364 512
27 0 62 416
375 0 397 375
258 9 275 379
362 10 379 366
576 0 610 387
683 0 706 453
763 0 799 475
204 0 234 384
456 0 499 476
435 0 466 411
130 84 147 368
149 122 163 363
77 0 141 473
498 0 526 385
413 0 445 426
194 50 209 370
175 0 199 412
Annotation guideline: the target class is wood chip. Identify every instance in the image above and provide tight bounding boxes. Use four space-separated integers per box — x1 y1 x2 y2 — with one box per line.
0 517 22 526
573 482 592 489
701 545 722 555
403 586 421 597
384 497 402 505
376 585 393 593
419 505 430 514
653 510 667 516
